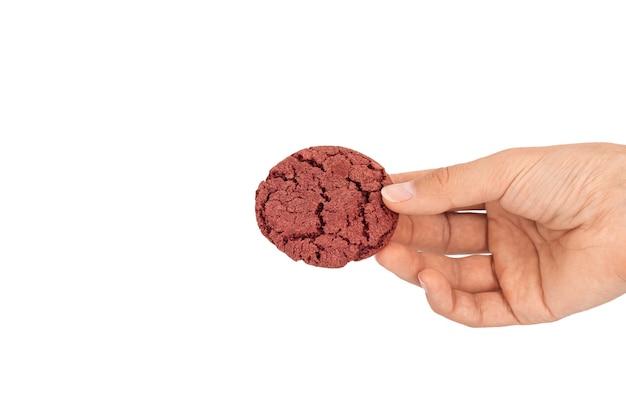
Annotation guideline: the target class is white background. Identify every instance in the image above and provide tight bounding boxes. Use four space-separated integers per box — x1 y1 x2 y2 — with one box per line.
1 1 625 416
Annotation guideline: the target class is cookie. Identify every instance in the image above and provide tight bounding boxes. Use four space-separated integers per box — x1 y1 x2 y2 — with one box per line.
255 146 398 268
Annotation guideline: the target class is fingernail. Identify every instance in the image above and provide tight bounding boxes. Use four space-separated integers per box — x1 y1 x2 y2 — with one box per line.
381 181 415 203
418 273 427 294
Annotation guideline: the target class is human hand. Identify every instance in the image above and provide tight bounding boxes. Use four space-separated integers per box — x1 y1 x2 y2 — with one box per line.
376 142 626 327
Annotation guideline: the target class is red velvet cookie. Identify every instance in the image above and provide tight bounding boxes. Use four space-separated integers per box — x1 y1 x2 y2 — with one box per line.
255 146 398 268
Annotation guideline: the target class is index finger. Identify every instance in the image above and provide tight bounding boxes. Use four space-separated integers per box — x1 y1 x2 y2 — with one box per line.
392 212 489 254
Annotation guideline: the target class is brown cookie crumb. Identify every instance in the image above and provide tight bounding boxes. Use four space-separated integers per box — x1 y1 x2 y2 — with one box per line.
255 146 398 268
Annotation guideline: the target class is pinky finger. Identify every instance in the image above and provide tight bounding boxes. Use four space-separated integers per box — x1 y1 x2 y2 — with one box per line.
418 269 521 327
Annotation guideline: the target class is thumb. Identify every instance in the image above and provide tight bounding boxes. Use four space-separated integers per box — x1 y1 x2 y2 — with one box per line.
381 149 525 215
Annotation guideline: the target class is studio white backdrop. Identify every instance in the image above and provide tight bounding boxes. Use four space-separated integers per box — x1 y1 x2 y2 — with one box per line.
1 1 625 416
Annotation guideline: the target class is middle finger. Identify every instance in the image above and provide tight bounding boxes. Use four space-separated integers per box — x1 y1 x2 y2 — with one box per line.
376 242 500 293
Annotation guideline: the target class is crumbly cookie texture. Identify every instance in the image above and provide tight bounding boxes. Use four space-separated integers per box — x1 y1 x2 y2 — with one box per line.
255 146 398 268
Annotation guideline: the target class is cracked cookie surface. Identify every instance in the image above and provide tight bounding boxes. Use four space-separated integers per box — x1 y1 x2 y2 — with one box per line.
255 146 399 268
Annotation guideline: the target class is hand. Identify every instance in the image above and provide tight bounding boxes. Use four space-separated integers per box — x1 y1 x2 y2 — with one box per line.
376 142 626 327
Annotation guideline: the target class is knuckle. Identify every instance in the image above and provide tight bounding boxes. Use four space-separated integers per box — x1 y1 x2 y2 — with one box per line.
442 212 452 252
431 166 452 190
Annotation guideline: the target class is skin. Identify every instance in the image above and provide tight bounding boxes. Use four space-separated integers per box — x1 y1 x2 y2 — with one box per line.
376 142 626 327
